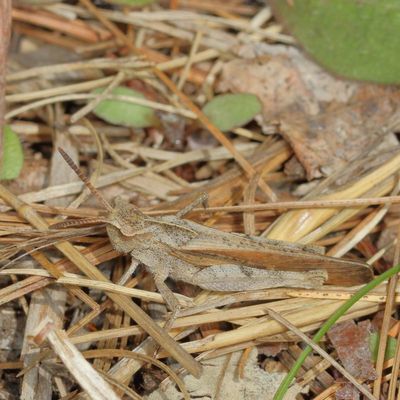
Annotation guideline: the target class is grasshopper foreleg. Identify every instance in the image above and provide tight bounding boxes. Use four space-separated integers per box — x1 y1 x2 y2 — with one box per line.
118 259 140 286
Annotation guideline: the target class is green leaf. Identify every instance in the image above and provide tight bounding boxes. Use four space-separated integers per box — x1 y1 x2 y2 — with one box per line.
369 332 397 362
104 0 155 5
1 126 24 180
202 93 262 132
92 86 159 128
272 0 400 84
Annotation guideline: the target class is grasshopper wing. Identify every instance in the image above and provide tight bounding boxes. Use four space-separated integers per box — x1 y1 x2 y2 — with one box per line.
178 235 373 286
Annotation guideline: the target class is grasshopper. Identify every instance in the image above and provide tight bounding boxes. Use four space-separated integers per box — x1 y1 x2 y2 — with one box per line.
54 149 373 315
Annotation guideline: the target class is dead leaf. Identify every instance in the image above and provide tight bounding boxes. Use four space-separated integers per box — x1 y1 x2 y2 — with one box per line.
219 43 358 122
219 43 400 179
336 382 360 400
258 342 288 357
327 320 377 381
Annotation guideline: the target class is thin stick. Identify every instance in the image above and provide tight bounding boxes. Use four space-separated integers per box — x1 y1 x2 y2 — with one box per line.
148 195 400 215
6 92 195 120
6 76 118 103
57 274 192 305
388 328 400 400
267 308 376 400
374 224 400 397
176 30 203 90
5 194 400 218
214 353 232 400
11 8 110 42
6 56 147 82
0 0 11 162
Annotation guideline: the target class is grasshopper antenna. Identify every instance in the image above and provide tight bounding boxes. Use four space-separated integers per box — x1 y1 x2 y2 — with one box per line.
50 217 108 230
58 148 113 212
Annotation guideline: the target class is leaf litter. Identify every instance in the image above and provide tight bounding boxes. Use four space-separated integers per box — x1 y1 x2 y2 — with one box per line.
0 1 400 399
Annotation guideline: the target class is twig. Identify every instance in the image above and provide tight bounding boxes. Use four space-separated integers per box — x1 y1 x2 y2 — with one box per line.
0 0 11 165
149 195 400 215
6 56 148 82
373 223 400 397
6 93 196 120
176 30 203 90
11 8 111 42
57 273 192 305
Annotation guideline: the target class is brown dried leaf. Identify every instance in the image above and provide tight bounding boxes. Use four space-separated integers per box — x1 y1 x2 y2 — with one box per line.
279 87 400 179
219 43 400 179
336 382 360 400
258 342 288 357
327 320 377 381
219 43 357 123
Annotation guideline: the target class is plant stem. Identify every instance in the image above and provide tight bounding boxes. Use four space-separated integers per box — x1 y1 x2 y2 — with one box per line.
274 263 400 400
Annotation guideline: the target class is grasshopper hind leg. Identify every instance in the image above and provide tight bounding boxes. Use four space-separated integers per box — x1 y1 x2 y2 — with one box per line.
191 264 327 291
153 271 181 313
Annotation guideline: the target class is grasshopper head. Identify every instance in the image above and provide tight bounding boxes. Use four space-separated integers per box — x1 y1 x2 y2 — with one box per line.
57 148 148 253
106 197 146 237
105 197 149 254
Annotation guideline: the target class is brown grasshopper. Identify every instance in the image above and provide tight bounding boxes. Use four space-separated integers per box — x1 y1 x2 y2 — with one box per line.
54 148 373 314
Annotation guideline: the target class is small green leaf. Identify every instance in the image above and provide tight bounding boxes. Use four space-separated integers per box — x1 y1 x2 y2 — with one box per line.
202 93 262 132
1 126 24 180
272 0 400 83
369 332 397 362
92 86 159 128
104 0 155 5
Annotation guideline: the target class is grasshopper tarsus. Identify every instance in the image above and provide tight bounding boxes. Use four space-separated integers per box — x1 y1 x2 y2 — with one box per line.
176 192 208 219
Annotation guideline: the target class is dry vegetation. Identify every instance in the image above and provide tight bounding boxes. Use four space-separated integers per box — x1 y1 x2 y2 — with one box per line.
1 1 400 399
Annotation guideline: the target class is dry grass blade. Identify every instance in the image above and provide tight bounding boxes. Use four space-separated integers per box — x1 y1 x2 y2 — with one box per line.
267 152 400 241
57 273 192 305
374 225 400 397
0 0 11 159
33 319 120 400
